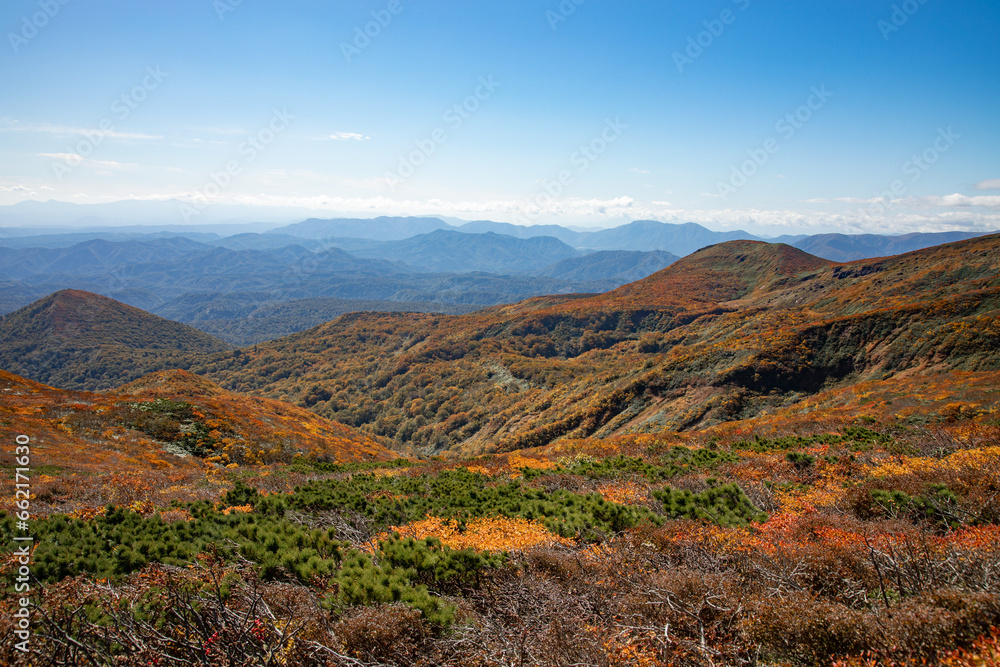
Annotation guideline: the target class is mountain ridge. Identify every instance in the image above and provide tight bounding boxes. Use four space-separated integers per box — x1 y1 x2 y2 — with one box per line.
166 234 1000 454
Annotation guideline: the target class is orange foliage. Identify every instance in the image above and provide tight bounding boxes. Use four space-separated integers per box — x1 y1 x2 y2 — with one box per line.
376 515 573 552
0 366 396 516
596 480 649 505
872 445 1000 479
507 453 556 471
939 627 1000 667
775 471 849 513
832 627 1000 667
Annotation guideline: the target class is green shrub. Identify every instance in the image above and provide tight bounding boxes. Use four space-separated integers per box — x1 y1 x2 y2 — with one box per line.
525 449 739 483
786 451 816 470
653 483 767 527
288 467 660 540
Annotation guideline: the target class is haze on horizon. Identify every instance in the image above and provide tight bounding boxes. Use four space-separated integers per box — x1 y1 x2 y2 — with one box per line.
1 0 998 237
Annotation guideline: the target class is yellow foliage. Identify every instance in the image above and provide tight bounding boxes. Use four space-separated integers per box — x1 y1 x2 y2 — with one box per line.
506 453 555 471
376 515 573 552
776 472 848 513
867 446 1000 479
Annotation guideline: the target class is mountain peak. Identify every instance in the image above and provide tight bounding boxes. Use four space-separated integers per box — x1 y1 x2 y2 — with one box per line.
604 240 833 307
0 290 231 390
2 290 229 351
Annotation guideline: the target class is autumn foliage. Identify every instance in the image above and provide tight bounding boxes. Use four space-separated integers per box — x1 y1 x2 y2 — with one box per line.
2 237 1000 664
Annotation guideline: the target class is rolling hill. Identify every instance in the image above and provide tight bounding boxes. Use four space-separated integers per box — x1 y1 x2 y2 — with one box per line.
155 296 482 346
0 290 231 390
173 234 1000 454
5 235 999 457
321 230 583 274
4 232 1000 667
0 366 392 509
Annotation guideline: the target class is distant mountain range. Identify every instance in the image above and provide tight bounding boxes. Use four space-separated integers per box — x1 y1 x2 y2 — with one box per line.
2 208 995 345
314 230 584 274
272 216 453 241
787 231 999 262
266 217 759 255
266 215 993 260
533 250 678 283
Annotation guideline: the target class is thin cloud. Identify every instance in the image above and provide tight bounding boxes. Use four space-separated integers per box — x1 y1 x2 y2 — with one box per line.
974 179 1000 191
325 132 370 141
918 194 1000 208
18 191 998 236
2 120 162 140
0 184 36 194
38 153 139 169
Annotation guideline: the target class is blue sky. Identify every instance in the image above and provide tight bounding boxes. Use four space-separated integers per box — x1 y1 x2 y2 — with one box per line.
1 0 998 234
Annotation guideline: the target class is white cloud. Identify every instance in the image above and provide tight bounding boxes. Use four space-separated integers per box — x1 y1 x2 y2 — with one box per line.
908 194 1000 208
973 179 1000 191
325 132 369 141
1 120 162 140
10 188 998 236
808 194 1000 209
628 168 650 175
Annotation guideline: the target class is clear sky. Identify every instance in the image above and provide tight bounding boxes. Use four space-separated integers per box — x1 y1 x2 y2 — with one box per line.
1 0 998 235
